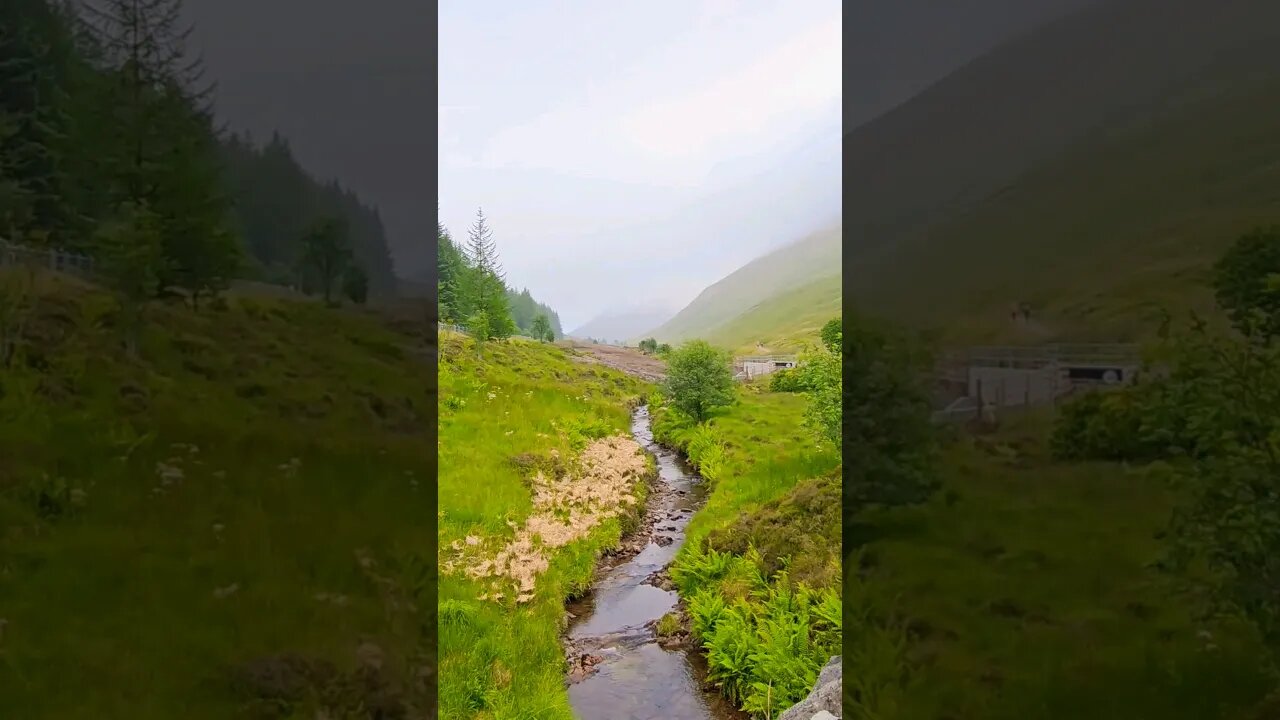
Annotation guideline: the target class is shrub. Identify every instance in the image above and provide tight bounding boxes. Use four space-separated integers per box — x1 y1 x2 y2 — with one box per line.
769 367 807 393
1050 387 1156 461
1212 226 1280 340
663 340 735 422
842 313 937 524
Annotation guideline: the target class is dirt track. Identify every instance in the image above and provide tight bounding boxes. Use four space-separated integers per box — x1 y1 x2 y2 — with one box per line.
563 341 666 383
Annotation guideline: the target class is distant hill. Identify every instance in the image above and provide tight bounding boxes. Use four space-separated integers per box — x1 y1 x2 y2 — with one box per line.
644 223 840 351
569 309 673 345
845 0 1280 342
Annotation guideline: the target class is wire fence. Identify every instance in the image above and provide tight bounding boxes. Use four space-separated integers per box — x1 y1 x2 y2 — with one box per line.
0 239 95 279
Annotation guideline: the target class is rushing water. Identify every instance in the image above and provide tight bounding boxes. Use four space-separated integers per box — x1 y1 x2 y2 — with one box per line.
564 405 745 720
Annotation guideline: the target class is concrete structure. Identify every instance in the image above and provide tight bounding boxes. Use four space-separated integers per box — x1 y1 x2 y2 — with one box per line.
735 354 798 381
933 343 1143 423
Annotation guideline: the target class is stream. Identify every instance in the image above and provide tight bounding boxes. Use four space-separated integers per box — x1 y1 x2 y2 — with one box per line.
563 405 746 720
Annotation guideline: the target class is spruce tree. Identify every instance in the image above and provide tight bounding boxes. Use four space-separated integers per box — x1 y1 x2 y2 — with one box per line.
461 207 513 339
80 0 238 304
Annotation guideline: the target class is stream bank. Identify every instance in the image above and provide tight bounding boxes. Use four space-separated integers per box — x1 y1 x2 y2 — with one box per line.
561 404 745 720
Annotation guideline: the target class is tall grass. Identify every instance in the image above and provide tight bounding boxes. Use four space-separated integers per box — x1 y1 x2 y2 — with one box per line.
436 331 650 719
0 276 436 718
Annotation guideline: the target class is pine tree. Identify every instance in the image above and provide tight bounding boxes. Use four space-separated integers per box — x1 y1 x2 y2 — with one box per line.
437 221 465 322
80 0 238 304
460 207 513 340
0 0 80 245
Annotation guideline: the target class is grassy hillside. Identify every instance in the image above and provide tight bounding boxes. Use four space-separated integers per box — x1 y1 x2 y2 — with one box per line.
703 273 841 354
651 382 842 715
436 332 649 719
646 224 840 350
853 411 1272 719
852 74 1280 343
0 272 434 719
845 0 1280 341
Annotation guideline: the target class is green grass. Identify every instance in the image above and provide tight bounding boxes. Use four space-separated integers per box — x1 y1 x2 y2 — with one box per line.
649 224 840 351
0 272 435 718
852 410 1274 719
851 75 1280 344
651 382 842 716
436 331 649 720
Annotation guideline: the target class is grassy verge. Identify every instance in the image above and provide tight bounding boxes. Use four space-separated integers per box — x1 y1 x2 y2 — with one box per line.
0 273 435 718
650 381 842 718
855 410 1274 719
436 332 650 719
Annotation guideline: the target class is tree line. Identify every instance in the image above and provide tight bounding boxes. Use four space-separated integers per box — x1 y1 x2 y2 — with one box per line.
0 0 396 351
437 207 561 343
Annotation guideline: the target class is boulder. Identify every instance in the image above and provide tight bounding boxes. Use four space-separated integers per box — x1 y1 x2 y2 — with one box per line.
777 655 841 720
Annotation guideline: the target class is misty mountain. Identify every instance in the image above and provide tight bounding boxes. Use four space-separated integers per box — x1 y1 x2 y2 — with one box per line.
645 223 840 348
847 0 1100 130
568 309 675 345
845 0 1280 339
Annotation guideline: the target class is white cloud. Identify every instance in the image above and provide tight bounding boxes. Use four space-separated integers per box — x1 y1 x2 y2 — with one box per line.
459 9 841 189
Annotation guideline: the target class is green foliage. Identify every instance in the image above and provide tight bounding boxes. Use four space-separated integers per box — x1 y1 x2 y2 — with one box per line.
299 216 352 304
437 222 465 322
657 342 672 356
820 316 842 352
799 342 842 449
769 367 808 392
1050 234 1280 667
638 337 658 354
467 310 491 354
680 552 842 716
93 200 165 354
530 312 553 342
507 287 562 338
842 313 937 525
1212 226 1280 340
663 340 735 422
1050 387 1162 461
1152 322 1280 652
222 133 395 295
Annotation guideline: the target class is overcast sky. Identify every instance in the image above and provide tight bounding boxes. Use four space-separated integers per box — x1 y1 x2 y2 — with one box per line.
438 0 842 331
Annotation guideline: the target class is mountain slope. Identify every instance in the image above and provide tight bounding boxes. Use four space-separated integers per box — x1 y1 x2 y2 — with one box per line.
845 0 1280 340
570 309 672 344
645 224 840 348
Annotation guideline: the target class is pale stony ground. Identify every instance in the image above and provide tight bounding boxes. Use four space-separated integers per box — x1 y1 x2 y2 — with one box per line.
441 435 648 604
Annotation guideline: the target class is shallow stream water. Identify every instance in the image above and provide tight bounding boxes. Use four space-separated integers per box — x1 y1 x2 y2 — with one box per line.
563 405 745 720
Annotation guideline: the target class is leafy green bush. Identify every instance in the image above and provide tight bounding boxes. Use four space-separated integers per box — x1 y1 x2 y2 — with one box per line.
842 313 937 525
663 340 735 421
1050 387 1158 461
769 367 807 393
1212 226 1280 340
820 317 841 353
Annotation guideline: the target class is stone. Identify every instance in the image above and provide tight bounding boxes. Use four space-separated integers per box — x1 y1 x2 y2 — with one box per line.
777 655 841 720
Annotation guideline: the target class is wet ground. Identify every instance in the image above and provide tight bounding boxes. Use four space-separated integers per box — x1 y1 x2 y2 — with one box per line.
562 406 745 720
